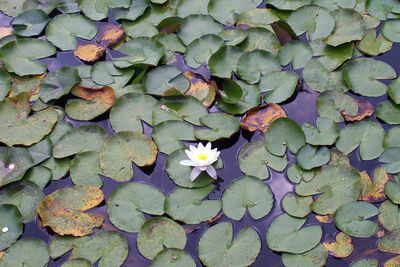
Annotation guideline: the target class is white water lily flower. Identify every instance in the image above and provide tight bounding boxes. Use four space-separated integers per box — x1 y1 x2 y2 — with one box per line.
179 142 220 182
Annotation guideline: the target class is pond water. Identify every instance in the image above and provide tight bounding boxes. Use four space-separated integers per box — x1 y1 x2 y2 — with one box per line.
1 6 400 267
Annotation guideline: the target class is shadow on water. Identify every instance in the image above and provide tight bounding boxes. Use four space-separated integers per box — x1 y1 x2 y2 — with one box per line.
1 8 399 267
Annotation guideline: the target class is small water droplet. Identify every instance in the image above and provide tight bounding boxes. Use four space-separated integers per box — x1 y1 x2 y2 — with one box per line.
346 185 350 189
8 164 15 170
254 202 258 205
2 227 8 233
342 178 345 181
172 256 177 260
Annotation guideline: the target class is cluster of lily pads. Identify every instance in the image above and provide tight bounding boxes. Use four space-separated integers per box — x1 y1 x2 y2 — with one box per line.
1 0 400 266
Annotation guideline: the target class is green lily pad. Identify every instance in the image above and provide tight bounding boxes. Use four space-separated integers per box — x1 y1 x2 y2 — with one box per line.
40 157 70 181
0 69 10 101
266 213 322 253
154 33 186 64
165 184 221 224
384 127 400 148
218 78 243 104
208 46 243 79
176 0 208 17
237 50 281 84
376 100 400 124
388 77 400 104
0 238 49 267
110 93 157 133
91 62 125 85
301 117 339 146
265 118 306 156
99 131 158 181
45 14 97 51
278 41 313 70
295 163 361 214
282 193 312 218
79 0 130 20
178 14 223 46
218 28 248 46
357 29 393 56
222 176 274 220
0 0 25 17
385 180 400 204
198 222 261 267
0 146 33 187
0 181 44 223
333 201 379 238
282 243 328 267
70 152 103 188
365 0 400 20
53 125 108 158
268 0 310 10
38 185 104 236
286 5 335 41
350 258 378 267
0 38 55 76
312 41 354 72
238 27 281 55
342 58 396 97
12 9 50 37
382 19 400 42
261 71 299 104
107 182 165 233
316 90 358 122
184 34 224 69
137 217 186 260
296 145 330 170
208 0 262 25
194 113 240 141
23 166 52 189
151 248 196 267
236 8 280 28
378 228 400 254
238 141 288 180
323 8 366 46
0 204 23 251
48 119 73 145
143 65 190 96
286 163 315 184
152 95 208 126
379 200 400 231
381 148 400 173
61 259 92 267
336 120 385 160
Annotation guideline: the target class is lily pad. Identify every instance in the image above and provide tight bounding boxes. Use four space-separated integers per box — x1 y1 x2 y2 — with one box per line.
357 29 393 56
0 146 34 187
195 113 240 141
0 69 10 101
322 232 353 258
278 41 313 70
385 180 400 204
40 157 70 181
222 176 274 220
107 182 165 233
261 71 299 104
378 228 400 254
342 58 396 97
183 72 217 106
236 8 280 28
379 200 400 231
0 204 23 251
37 185 104 236
238 141 288 180
351 258 378 267
12 9 50 37
61 259 92 267
301 117 339 146
177 14 223 46
376 100 400 124
282 193 313 218
268 0 310 10
99 131 158 181
286 163 315 184
208 46 243 79
208 0 262 25
198 222 261 267
237 27 281 55
382 19 400 42
137 217 186 260
296 145 330 170
316 90 358 122
184 34 224 69
282 243 328 267
384 256 400 267
23 166 52 189
151 248 196 267
218 28 248 46
165 184 221 224
388 78 400 104
53 124 108 158
265 118 306 156
359 167 389 202
266 213 322 253
312 41 354 72
79 0 130 20
143 65 190 96
0 238 49 267
70 152 103 188
240 103 287 133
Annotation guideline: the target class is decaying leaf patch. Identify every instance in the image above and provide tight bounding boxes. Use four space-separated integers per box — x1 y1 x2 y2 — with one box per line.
184 72 216 107
323 232 353 258
358 167 389 202
240 104 286 133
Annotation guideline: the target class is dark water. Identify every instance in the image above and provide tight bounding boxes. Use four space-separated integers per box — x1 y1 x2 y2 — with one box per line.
1 8 400 267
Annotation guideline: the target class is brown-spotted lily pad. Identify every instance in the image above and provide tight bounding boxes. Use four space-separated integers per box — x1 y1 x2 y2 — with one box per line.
74 44 106 63
343 99 374 122
378 228 400 254
315 215 333 224
97 24 125 47
65 85 115 121
240 104 286 133
385 255 400 267
184 72 217 107
323 232 353 258
38 185 104 236
358 167 389 202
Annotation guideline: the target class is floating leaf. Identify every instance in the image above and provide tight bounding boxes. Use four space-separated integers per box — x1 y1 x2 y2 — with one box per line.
53 125 108 158
40 157 70 181
323 9 366 46
351 258 378 267
316 90 358 122
342 58 396 97
198 222 261 267
70 152 103 188
91 62 124 85
99 131 158 181
218 78 243 104
12 9 50 37
282 243 328 267
0 204 22 251
195 113 240 141
65 85 115 121
385 180 400 204
261 71 299 104
322 232 353 258
218 28 248 46
301 117 339 146
238 141 287 180
184 34 224 69
359 167 389 202
268 0 310 10
152 121 196 154
222 176 274 220
45 14 97 51
236 8 280 28
336 120 385 160
0 238 49 267
165 185 221 224
384 256 400 267
265 118 306 156
61 259 92 267
208 0 262 25
178 14 223 46
183 72 216 106
376 100 400 124
74 44 106 63
0 146 34 187
143 65 190 96
78 0 130 20
0 69 10 101
176 0 208 17
343 99 374 122
38 185 104 236
296 163 361 215
238 27 281 55
333 201 379 238
378 228 400 254
266 213 322 253
286 163 315 184
388 78 400 104
382 20 400 42
151 248 196 267
296 145 330 170
0 39 55 76
237 50 281 84
208 46 243 79
107 183 165 233
137 217 186 260
357 29 393 56
385 127 400 149
379 200 400 231
282 193 312 218
312 41 354 72
240 104 286 133
278 41 313 69
23 166 52 189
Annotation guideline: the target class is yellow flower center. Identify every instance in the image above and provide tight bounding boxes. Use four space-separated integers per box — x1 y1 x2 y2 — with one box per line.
197 152 208 160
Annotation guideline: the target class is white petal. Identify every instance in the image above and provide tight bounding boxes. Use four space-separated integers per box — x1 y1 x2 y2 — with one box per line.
198 142 205 150
190 167 202 182
205 142 212 150
199 166 207 171
206 165 217 180
179 160 197 166
185 150 196 161
189 145 196 152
